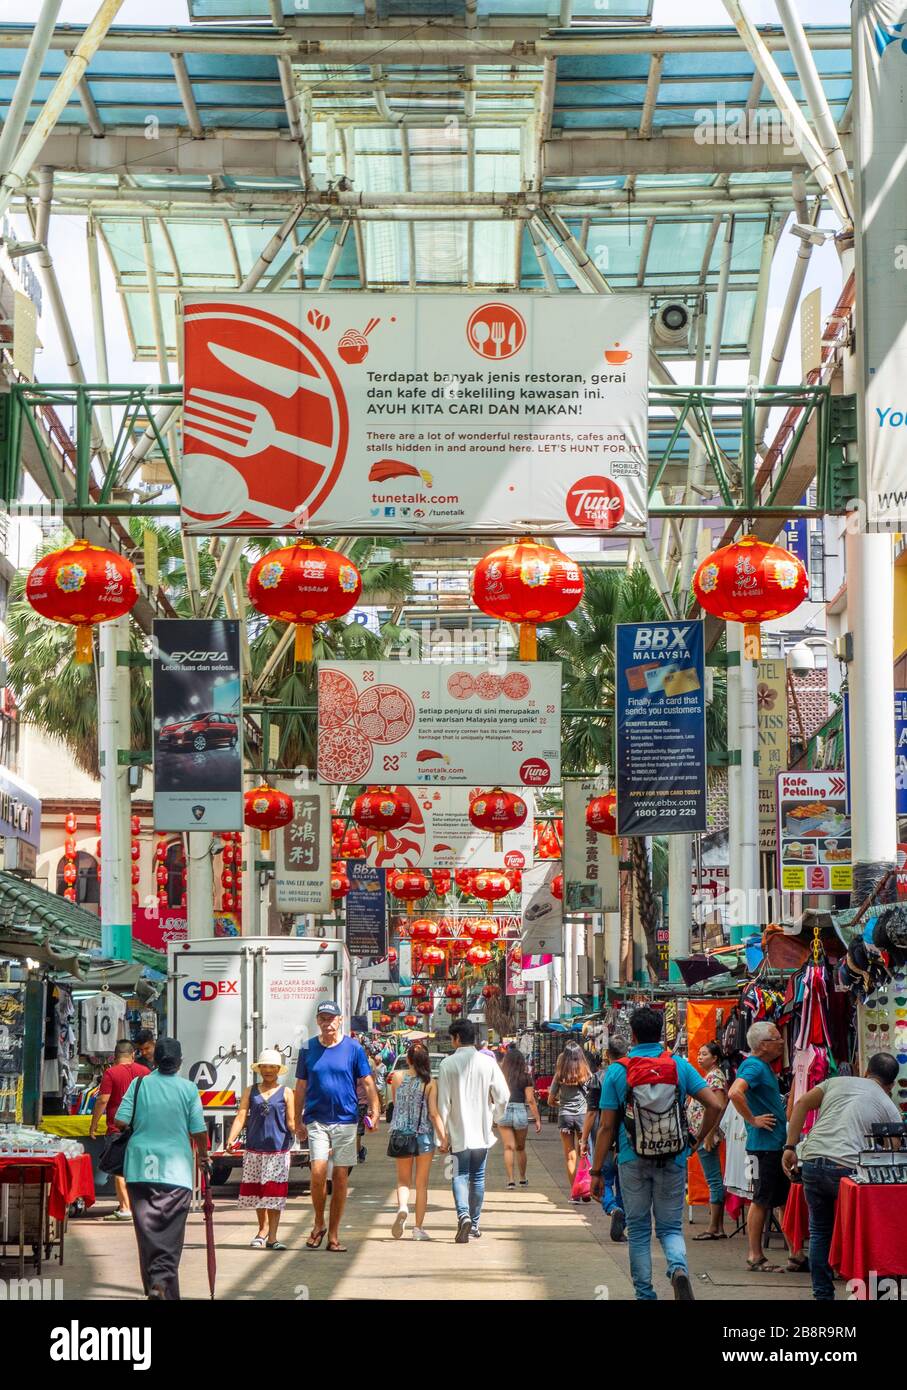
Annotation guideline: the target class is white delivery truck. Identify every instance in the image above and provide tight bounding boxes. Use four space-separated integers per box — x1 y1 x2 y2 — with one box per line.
166 936 350 1186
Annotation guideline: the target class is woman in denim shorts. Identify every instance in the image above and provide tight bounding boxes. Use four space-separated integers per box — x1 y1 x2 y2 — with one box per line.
387 1042 445 1241
498 1047 542 1188
548 1043 592 1193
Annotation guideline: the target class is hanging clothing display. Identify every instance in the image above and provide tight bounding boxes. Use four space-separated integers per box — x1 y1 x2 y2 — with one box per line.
721 1100 755 1201
80 992 127 1053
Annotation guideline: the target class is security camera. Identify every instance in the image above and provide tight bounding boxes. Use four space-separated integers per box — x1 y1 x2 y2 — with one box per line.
790 223 829 247
651 301 693 350
787 641 816 674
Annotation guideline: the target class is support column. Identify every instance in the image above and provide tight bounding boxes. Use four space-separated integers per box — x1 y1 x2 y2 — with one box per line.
845 528 897 899
187 833 215 940
727 625 760 942
99 617 132 961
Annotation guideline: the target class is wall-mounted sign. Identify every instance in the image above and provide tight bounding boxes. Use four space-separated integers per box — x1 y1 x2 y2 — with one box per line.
274 782 331 914
777 771 852 893
354 785 534 870
152 619 243 832
345 861 387 958
0 767 40 850
563 779 619 911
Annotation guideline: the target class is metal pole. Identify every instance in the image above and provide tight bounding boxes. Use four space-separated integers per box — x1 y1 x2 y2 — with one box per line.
0 0 62 180
0 0 127 220
774 0 855 222
266 213 330 290
754 192 819 445
319 219 351 291
142 218 170 384
187 833 215 940
99 616 132 961
727 624 759 943
86 217 113 450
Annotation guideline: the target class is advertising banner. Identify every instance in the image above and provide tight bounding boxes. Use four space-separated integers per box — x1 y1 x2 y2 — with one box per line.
0 767 40 850
615 620 707 835
506 942 527 997
563 779 619 911
777 771 852 893
180 293 648 537
896 691 907 815
152 619 243 832
758 659 788 854
352 785 533 870
854 2 907 528
345 861 387 957
132 905 188 952
520 862 564 954
274 781 332 914
317 661 561 786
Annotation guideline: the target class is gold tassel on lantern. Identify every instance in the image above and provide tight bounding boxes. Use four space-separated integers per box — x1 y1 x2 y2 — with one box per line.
743 622 762 661
261 829 271 855
518 622 537 661
75 624 94 663
295 623 314 663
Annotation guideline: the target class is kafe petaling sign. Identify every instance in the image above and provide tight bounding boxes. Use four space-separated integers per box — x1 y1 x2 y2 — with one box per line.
0 769 40 849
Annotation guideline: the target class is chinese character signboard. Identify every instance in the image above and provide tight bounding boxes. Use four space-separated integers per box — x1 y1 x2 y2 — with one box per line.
181 293 649 537
563 779 619 911
317 661 560 787
274 782 331 914
758 659 788 854
777 771 852 893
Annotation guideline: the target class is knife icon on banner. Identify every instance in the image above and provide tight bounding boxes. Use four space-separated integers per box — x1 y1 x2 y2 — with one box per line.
210 342 334 400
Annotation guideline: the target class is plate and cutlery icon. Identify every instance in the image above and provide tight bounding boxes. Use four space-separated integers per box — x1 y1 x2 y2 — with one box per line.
466 304 526 360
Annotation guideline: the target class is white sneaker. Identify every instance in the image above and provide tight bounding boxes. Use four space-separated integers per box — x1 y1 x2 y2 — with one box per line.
412 1227 431 1241
391 1209 408 1240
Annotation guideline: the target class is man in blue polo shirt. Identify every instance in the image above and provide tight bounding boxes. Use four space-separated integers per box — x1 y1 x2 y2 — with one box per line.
295 1002 379 1253
590 1006 723 1301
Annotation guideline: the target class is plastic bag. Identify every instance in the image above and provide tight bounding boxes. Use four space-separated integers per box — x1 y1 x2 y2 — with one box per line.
571 1154 592 1202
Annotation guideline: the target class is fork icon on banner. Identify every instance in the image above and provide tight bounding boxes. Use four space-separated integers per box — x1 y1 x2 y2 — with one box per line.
184 388 333 472
490 321 505 357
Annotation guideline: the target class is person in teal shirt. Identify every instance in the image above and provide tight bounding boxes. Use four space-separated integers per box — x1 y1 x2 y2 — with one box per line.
115 1037 208 1300
728 1021 805 1275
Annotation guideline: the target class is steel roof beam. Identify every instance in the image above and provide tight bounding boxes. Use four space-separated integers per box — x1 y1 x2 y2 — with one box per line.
71 64 105 137
774 0 854 222
170 52 204 139
0 0 62 182
544 132 851 177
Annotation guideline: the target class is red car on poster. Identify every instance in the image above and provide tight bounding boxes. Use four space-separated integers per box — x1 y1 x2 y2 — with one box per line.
158 711 239 754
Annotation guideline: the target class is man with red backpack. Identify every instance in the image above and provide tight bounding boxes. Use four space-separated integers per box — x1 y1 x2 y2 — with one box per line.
590 1007 724 1300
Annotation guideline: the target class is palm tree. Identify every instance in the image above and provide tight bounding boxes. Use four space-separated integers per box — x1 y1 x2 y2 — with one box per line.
539 562 727 982
5 527 413 777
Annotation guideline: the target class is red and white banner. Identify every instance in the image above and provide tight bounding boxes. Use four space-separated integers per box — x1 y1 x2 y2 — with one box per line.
133 905 187 952
317 660 561 786
353 785 534 870
180 293 648 537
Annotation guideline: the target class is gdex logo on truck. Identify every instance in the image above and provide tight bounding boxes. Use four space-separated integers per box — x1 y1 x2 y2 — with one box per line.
183 979 239 1001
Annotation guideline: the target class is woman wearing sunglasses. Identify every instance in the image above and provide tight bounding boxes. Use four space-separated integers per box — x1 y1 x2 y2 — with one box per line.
228 1049 296 1250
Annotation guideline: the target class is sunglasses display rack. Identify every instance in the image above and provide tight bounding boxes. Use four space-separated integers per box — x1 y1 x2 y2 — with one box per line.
858 967 907 1118
855 1125 907 1185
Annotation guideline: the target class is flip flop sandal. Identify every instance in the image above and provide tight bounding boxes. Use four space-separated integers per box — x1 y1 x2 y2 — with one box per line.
267 1241 288 1251
306 1228 327 1249
746 1257 785 1273
326 1241 348 1253
786 1256 809 1272
693 1232 727 1241
250 1236 267 1249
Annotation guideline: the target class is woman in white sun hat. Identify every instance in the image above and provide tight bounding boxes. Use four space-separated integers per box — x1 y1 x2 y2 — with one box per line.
227 1050 296 1250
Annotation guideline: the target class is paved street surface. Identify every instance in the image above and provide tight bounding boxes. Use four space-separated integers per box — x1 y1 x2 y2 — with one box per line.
51 1126 815 1302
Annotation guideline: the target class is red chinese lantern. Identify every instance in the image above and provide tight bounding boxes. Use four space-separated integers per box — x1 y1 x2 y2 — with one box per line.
156 865 169 886
387 999 405 1016
351 786 409 854
411 981 429 1000
387 868 430 916
446 1000 463 1016
470 917 499 945
404 1013 419 1028
244 785 294 854
132 889 139 909
482 984 501 999
468 788 528 852
64 836 77 858
421 944 446 971
26 540 138 664
222 891 236 910
131 864 140 885
63 887 76 902
466 944 492 967
551 873 563 901
411 918 440 944
587 791 619 855
222 843 235 866
444 983 463 999
693 534 809 660
62 861 77 886
64 812 78 836
340 824 366 860
416 1000 433 1016
331 862 350 901
131 815 141 836
536 820 562 860
154 840 168 863
431 868 452 898
247 542 362 663
472 871 511 906
472 538 584 660
95 839 102 858
377 1013 393 1030
221 869 235 889
130 842 140 862
95 813 101 833
504 868 522 894
455 868 477 898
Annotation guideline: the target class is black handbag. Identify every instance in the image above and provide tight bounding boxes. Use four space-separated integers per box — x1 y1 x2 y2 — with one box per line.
99 1074 145 1176
386 1083 426 1158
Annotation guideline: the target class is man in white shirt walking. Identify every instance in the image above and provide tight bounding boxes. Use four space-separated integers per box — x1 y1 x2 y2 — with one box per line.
437 1020 510 1243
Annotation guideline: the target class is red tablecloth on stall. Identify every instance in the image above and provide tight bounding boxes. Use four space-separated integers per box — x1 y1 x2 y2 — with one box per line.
783 1182 810 1252
828 1178 907 1284
0 1153 95 1220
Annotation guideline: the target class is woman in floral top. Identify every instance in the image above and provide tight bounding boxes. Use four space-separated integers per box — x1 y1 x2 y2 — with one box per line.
687 1041 729 1239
